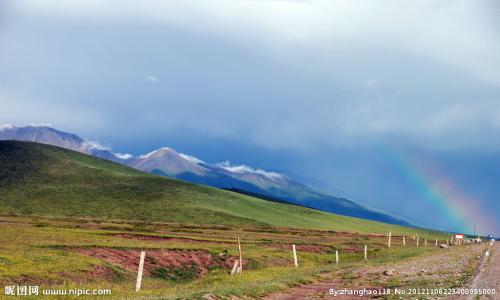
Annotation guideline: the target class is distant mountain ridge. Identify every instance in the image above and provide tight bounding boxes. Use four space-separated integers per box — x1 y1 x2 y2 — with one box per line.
0 124 410 226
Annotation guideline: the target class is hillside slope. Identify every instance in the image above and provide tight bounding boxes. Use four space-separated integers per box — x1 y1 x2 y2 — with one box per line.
0 125 408 226
0 141 416 233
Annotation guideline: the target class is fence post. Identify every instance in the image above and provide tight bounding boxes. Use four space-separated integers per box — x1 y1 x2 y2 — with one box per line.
135 251 145 292
403 235 406 247
364 245 367 260
425 238 427 247
230 260 239 275
237 237 243 273
335 250 339 264
417 236 420 247
435 239 438 247
293 244 298 267
388 232 392 248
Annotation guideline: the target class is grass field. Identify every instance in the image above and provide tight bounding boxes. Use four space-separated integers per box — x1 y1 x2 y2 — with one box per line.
0 141 442 236
0 141 457 299
0 215 450 299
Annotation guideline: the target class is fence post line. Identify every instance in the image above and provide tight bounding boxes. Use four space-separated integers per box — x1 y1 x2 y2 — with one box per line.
364 245 367 260
293 244 298 267
135 251 145 292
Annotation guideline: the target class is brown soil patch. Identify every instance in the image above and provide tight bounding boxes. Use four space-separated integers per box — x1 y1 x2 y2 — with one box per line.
339 247 361 253
113 233 234 245
82 265 123 282
115 233 334 254
76 248 236 277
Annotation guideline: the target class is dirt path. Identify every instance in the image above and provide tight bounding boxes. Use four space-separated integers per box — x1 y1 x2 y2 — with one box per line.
463 242 499 300
265 245 487 299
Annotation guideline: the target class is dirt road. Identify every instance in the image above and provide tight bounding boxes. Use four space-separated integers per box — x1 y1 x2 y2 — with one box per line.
464 242 499 300
265 244 489 299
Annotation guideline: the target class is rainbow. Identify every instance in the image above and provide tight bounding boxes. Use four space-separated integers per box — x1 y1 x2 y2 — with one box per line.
381 145 491 235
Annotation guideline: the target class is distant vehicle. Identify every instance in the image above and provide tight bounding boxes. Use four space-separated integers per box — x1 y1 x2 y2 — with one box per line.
488 234 495 244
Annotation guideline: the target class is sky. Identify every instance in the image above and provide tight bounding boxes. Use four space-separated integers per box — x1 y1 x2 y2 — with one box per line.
1 0 499 236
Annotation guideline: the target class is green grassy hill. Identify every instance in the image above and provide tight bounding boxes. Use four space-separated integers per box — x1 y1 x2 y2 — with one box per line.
0 141 434 235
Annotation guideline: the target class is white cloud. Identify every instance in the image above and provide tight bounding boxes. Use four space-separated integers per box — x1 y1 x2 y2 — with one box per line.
146 75 159 83
12 0 500 86
84 140 111 151
364 79 379 88
179 153 204 164
114 152 133 159
216 161 287 181
0 87 103 133
3 0 500 151
0 124 15 131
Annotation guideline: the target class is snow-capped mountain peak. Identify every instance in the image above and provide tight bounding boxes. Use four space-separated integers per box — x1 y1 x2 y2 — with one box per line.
131 147 208 176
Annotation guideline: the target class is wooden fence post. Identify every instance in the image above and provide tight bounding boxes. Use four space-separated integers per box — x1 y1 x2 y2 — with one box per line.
388 232 392 248
364 245 367 260
135 251 145 292
237 237 243 273
230 260 239 275
293 244 298 267
425 238 427 247
417 236 420 247
335 250 339 264
435 239 438 247
403 235 406 247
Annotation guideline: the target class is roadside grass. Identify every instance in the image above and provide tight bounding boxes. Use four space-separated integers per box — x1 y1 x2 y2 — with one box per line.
0 215 448 299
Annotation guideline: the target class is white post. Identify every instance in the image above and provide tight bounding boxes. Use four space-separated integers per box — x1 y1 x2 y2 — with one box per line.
230 260 239 275
335 250 339 264
135 251 145 292
417 236 420 247
403 235 406 247
388 232 392 248
237 237 243 273
435 239 438 247
293 244 298 267
364 245 367 260
425 238 427 247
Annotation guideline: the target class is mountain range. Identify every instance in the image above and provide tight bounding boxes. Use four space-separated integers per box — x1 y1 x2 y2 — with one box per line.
0 124 409 226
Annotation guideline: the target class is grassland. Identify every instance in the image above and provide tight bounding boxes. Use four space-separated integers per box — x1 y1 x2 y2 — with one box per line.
0 141 461 299
0 215 453 299
0 141 441 236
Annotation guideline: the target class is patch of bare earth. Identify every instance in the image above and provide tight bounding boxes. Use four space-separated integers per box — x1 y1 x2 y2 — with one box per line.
76 248 236 277
115 233 332 254
265 244 487 299
113 233 234 245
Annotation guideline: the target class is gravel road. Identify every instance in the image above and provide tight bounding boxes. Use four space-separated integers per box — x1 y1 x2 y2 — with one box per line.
463 242 499 300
